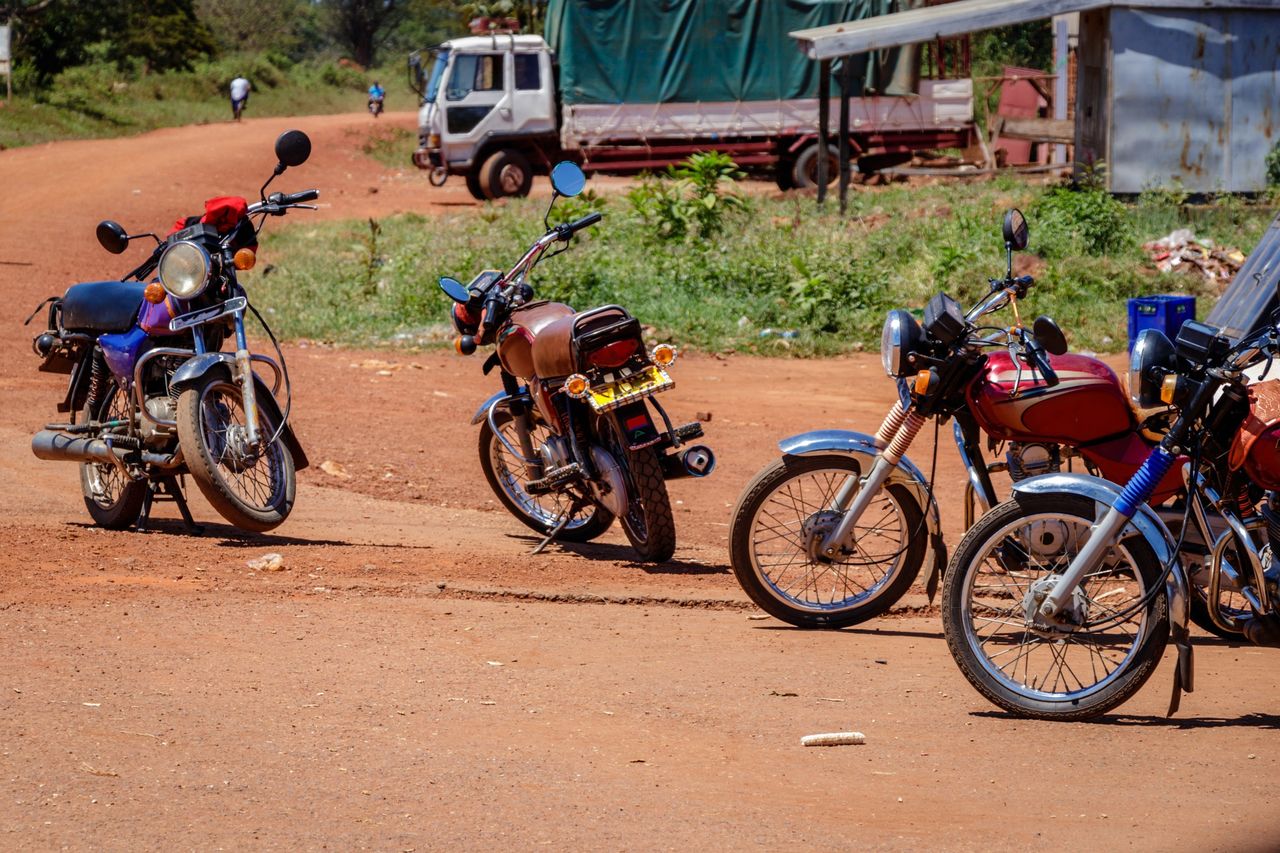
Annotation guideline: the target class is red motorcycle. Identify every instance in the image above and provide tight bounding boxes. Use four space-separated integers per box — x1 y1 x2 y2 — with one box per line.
729 210 1196 628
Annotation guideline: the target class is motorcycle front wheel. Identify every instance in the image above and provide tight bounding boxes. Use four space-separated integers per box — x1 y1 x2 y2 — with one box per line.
942 492 1169 721
729 454 926 628
478 408 614 543
79 379 146 529
176 375 296 532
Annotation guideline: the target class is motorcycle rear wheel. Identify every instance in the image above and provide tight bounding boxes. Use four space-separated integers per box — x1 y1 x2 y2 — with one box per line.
600 415 676 563
79 380 146 529
478 410 613 543
176 375 295 532
729 454 926 628
942 492 1169 721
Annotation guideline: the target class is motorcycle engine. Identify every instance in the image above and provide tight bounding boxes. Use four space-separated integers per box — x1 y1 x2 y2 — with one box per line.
1006 442 1062 482
538 435 572 472
141 396 177 446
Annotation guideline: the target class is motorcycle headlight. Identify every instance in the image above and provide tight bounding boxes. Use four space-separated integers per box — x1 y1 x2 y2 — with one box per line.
1128 328 1177 408
158 240 211 299
881 309 924 378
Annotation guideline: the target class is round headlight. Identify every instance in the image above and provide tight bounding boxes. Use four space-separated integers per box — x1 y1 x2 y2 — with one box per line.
1128 328 1177 408
881 309 923 378
158 240 211 299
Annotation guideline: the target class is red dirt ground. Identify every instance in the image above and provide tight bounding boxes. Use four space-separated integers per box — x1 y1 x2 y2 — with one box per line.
1 112 1277 851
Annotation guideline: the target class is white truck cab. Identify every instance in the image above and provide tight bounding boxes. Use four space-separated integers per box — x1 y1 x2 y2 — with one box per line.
412 35 558 200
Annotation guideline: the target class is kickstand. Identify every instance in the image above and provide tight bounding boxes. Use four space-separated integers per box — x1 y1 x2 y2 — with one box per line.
530 497 584 555
137 476 204 535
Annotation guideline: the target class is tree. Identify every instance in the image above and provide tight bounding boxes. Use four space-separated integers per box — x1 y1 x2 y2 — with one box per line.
7 0 111 83
109 0 216 73
196 0 309 55
324 0 403 68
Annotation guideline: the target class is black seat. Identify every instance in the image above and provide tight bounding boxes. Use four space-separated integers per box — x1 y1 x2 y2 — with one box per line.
61 281 148 332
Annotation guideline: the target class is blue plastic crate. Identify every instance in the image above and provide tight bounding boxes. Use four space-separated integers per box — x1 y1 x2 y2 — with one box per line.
1127 295 1195 352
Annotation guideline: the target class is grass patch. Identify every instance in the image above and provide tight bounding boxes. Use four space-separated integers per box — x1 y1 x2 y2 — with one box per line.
251 179 1276 356
0 53 404 150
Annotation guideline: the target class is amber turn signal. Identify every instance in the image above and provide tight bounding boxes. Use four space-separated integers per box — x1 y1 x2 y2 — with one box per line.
234 248 257 271
913 369 932 396
652 343 677 367
143 282 167 304
1160 374 1179 405
564 374 590 398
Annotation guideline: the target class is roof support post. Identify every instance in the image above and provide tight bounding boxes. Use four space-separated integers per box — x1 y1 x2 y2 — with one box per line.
838 59 853 215
817 58 830 204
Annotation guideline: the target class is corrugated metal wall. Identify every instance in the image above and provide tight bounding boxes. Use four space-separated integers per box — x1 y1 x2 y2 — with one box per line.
1109 7 1280 193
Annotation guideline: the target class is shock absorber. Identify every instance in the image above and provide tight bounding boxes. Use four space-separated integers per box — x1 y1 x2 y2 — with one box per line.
872 402 908 449
86 352 105 414
883 412 927 466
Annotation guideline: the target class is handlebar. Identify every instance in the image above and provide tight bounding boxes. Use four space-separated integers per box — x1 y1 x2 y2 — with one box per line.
556 212 602 239
1026 339 1059 388
248 189 320 216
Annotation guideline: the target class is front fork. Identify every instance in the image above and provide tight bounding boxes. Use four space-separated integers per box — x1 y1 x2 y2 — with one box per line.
232 311 261 446
502 371 542 480
818 401 927 557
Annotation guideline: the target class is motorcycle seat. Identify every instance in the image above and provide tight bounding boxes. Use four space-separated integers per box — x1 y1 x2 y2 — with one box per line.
533 306 632 379
61 281 147 333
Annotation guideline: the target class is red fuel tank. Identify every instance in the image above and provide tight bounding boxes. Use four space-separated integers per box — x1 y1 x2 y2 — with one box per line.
967 350 1134 445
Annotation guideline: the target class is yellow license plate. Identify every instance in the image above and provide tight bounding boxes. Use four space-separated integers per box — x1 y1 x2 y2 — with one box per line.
586 365 674 412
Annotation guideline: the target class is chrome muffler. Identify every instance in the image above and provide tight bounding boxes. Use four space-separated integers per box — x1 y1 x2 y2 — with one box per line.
32 430 175 468
661 444 716 480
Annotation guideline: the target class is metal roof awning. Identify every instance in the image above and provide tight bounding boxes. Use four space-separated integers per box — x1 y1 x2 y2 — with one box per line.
790 0 1279 58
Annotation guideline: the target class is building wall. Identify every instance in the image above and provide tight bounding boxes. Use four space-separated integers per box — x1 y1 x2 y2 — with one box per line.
1108 7 1280 193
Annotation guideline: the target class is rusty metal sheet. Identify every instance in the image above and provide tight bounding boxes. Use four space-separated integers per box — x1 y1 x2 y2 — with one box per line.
1109 7 1280 193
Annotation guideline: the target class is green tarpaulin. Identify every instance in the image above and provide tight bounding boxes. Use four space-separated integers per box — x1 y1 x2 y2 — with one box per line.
545 0 915 106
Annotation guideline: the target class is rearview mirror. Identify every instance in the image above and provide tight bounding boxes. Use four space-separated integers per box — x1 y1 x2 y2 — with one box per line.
274 129 312 170
550 161 586 198
96 220 130 254
1033 315 1068 356
439 276 471 304
1003 208 1029 251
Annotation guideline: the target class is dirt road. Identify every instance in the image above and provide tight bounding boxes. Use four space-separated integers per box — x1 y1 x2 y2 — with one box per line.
1 113 1277 851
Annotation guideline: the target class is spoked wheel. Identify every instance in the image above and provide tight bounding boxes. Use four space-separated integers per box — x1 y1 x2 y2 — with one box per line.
729 454 926 628
599 414 676 563
176 375 295 532
79 379 146 529
479 408 613 542
942 493 1169 721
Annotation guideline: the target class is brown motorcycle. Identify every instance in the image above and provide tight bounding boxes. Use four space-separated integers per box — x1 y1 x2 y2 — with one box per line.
439 162 714 561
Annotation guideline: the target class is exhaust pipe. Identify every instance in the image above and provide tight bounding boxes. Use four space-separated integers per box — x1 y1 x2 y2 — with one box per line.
32 430 175 468
661 444 716 480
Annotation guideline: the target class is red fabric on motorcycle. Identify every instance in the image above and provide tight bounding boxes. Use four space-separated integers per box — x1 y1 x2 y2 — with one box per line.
167 196 257 251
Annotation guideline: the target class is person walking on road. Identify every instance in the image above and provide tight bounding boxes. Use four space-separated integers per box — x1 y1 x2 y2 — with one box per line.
230 76 251 122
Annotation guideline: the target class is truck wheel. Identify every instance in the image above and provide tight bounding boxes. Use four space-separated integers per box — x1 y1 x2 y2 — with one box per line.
792 142 839 190
479 149 533 199
464 171 486 201
774 157 796 190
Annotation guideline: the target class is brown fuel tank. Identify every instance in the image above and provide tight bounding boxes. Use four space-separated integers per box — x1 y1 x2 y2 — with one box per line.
496 301 574 380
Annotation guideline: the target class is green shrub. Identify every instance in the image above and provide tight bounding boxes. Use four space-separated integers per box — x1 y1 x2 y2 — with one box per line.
627 151 747 241
1031 185 1134 257
1266 142 1280 189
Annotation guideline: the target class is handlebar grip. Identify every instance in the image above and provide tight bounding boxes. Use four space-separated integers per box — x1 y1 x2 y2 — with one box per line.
1031 344 1059 388
564 211 603 235
282 189 320 204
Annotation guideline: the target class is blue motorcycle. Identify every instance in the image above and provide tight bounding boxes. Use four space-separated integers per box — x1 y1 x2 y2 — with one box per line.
26 130 315 534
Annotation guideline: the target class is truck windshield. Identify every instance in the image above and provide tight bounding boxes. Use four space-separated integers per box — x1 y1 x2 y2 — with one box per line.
424 49 449 103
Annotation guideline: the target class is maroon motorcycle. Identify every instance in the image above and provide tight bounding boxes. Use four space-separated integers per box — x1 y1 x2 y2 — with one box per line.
729 209 1193 628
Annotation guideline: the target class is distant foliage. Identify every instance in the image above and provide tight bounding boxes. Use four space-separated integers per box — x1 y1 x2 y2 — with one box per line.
1266 142 1280 189
627 152 748 241
1030 185 1134 258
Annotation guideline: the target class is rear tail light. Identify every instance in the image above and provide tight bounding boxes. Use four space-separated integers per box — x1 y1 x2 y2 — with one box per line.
586 338 639 369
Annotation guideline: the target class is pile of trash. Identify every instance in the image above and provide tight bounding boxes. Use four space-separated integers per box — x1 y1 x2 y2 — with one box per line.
1143 228 1246 285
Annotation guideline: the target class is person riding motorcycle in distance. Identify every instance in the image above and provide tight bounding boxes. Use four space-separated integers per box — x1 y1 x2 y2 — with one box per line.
368 81 385 111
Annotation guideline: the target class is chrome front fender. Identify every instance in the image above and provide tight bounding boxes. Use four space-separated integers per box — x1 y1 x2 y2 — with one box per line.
169 352 236 392
1012 472 1192 694
471 390 512 425
779 429 945 589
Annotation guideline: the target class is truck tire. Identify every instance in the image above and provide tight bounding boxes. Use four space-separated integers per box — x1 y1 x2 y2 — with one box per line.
774 157 796 190
464 171 487 201
792 142 839 190
479 149 533 199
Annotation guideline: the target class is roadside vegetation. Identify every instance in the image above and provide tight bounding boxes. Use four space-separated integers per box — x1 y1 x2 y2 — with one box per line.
254 169 1276 356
